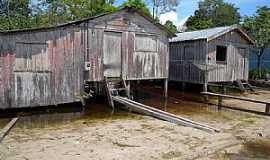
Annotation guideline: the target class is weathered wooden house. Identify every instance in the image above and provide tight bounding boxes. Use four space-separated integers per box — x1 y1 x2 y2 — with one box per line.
169 25 255 89
0 7 172 109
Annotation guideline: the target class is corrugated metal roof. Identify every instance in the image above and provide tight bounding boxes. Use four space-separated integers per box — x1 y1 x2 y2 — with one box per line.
170 26 234 42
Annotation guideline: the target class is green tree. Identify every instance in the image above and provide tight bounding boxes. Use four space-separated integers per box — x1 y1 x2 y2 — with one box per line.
64 0 116 20
121 0 151 16
32 0 117 27
0 0 32 30
242 6 270 78
164 20 177 33
186 0 240 31
186 12 213 31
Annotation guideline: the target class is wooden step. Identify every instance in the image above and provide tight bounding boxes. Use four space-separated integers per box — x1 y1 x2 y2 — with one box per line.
110 88 127 91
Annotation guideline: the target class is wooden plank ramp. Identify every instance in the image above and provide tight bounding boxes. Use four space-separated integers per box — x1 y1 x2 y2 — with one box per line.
112 96 220 133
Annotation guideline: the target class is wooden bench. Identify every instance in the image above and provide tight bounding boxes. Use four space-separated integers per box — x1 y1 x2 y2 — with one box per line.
201 92 270 114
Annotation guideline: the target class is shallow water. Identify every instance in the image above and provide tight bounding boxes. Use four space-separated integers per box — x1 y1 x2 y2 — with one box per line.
0 87 252 130
0 86 269 159
0 100 138 129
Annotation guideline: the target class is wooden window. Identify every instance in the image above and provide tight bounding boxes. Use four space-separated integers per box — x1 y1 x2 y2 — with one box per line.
15 42 50 72
135 34 157 52
216 45 227 63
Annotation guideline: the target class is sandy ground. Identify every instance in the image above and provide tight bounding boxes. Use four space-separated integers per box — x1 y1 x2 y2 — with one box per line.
1 90 270 160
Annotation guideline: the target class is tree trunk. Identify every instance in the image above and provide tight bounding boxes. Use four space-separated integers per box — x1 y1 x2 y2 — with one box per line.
256 48 265 79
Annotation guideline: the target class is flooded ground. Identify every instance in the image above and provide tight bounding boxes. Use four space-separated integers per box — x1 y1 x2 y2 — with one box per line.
1 86 270 160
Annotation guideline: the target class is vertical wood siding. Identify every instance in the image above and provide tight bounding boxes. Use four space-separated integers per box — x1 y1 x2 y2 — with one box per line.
0 9 169 108
207 30 251 82
169 30 251 84
169 40 206 84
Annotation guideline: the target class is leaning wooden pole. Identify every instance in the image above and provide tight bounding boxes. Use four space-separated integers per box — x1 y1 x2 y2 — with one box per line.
0 117 20 143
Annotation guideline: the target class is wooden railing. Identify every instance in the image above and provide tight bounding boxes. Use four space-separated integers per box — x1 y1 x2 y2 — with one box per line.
201 92 270 114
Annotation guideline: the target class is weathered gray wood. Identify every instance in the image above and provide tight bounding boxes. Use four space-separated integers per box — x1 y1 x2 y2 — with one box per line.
125 80 130 98
169 29 252 84
218 96 223 110
265 104 270 114
0 117 19 143
113 96 220 133
164 79 168 98
0 8 170 109
104 77 114 110
202 92 270 105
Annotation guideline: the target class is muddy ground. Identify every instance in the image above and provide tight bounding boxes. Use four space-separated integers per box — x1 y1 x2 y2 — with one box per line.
1 89 270 160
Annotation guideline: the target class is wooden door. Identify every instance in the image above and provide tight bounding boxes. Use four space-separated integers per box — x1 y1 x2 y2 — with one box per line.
103 32 122 77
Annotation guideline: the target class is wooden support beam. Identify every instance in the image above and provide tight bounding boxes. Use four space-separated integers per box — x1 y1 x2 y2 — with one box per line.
203 83 209 103
0 117 19 143
218 96 222 110
164 79 168 98
265 104 270 114
202 92 270 104
126 80 130 98
202 92 270 115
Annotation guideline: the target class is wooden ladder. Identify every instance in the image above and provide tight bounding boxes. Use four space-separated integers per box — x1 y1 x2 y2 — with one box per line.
104 77 129 110
236 79 254 92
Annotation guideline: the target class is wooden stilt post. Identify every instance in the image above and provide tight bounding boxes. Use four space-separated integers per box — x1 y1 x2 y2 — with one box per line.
164 79 168 98
203 83 208 103
218 96 222 110
265 104 270 114
181 82 186 91
126 80 130 98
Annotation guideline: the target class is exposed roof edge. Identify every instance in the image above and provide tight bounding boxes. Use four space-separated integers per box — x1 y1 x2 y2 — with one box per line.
207 24 255 45
0 6 175 37
170 25 255 45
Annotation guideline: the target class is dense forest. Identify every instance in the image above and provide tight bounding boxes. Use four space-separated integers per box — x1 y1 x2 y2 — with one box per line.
0 0 179 31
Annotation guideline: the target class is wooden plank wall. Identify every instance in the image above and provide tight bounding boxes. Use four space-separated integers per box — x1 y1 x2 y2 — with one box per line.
85 11 169 81
207 30 251 82
169 40 206 83
0 10 169 109
169 29 252 84
0 26 85 108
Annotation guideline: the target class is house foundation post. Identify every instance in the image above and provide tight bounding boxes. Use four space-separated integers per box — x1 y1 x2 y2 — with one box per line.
164 79 168 99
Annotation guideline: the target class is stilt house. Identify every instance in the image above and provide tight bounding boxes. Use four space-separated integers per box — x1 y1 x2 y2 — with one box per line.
0 7 172 109
169 25 255 87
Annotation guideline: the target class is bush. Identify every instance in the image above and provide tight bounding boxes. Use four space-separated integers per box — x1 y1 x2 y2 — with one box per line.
249 68 270 80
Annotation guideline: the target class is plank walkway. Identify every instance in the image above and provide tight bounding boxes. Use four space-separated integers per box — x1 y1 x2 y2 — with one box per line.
202 92 270 114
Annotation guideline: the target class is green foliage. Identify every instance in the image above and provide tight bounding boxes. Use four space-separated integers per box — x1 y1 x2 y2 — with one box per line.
121 0 151 16
242 6 270 78
249 68 270 80
0 0 117 31
164 20 177 33
186 0 240 31
186 15 213 31
0 0 33 30
242 6 270 49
